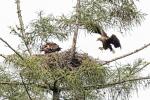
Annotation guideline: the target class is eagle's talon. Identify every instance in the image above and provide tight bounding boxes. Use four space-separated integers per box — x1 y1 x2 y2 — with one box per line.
99 47 103 50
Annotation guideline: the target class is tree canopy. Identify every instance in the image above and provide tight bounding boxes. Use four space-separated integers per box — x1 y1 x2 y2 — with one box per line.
0 0 150 100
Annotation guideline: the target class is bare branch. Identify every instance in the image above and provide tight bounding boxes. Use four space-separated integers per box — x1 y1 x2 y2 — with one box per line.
0 54 7 59
19 73 32 100
0 37 24 60
102 42 150 65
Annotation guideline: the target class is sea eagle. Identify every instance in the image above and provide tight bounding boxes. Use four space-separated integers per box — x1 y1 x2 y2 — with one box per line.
40 42 61 54
97 30 121 53
84 21 121 52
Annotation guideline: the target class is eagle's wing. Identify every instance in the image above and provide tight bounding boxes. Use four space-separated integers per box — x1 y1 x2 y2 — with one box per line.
108 34 121 48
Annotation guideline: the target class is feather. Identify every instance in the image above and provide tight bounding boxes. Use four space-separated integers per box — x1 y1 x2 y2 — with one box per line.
97 32 121 52
40 42 61 54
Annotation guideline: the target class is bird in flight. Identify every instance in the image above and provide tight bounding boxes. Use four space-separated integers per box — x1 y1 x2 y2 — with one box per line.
86 22 121 53
97 30 121 53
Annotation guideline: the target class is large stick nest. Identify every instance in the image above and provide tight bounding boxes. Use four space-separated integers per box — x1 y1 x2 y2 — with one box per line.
34 49 104 70
5 49 104 71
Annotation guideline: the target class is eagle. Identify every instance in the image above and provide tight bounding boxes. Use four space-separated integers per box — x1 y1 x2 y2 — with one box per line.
97 30 121 53
40 42 61 54
85 22 121 52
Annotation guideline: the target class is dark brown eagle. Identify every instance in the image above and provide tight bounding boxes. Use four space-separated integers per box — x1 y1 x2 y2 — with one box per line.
40 42 61 54
84 21 121 52
97 30 121 53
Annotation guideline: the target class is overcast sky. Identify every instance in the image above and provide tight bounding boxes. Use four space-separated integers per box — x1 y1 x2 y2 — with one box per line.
0 0 150 100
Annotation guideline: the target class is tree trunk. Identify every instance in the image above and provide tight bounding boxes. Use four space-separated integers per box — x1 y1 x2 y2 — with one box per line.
16 0 32 55
53 88 60 100
71 29 78 59
71 0 80 59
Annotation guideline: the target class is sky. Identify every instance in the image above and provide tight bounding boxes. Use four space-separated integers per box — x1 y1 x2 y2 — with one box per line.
0 0 150 100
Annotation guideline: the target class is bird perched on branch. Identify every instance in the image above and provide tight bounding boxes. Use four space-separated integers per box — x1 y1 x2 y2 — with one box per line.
40 42 61 54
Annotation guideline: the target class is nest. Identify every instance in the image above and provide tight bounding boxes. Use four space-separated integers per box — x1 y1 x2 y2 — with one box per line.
35 49 103 70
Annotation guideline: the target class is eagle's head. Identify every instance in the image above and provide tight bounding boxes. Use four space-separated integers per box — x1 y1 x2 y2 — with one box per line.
97 37 103 41
97 36 108 42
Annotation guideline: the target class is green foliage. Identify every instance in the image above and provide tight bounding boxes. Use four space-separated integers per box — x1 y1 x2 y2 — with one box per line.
2 52 149 99
9 11 69 54
29 11 68 42
1 51 107 99
58 0 145 33
0 0 149 100
80 0 145 32
56 15 76 33
59 56 107 98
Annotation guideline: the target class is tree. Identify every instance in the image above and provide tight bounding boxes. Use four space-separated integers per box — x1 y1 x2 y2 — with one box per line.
0 0 150 100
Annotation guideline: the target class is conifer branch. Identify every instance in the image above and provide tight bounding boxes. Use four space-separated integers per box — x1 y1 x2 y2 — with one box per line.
0 81 48 89
60 76 150 91
0 37 32 100
102 42 150 65
132 62 150 75
1 76 150 92
0 54 7 59
0 37 24 60
83 76 150 90
20 73 33 100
